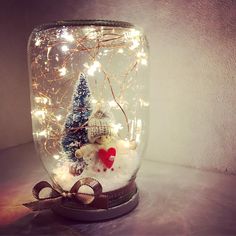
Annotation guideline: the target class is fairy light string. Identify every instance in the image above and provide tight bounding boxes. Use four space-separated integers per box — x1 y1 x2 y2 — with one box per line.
30 25 148 157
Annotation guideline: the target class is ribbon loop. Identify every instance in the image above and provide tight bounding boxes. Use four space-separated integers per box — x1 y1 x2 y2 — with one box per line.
70 177 103 205
23 178 108 211
32 181 60 200
70 177 103 196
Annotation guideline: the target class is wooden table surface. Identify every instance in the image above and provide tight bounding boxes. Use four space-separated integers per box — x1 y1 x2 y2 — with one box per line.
0 142 236 236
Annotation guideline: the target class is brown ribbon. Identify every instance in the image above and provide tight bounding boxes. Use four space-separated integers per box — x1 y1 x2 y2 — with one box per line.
23 177 108 211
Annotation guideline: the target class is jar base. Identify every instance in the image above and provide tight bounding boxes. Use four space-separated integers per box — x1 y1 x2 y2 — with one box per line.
51 189 139 222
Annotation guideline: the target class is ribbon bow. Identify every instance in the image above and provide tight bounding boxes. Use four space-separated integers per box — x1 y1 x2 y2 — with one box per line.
23 177 108 211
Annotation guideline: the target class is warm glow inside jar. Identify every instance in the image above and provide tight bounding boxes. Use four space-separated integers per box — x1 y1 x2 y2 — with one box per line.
29 20 149 194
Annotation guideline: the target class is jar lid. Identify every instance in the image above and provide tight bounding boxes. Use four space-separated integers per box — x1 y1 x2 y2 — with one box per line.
33 20 135 32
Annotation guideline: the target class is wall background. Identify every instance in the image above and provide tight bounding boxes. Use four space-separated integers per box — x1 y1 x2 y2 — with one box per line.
0 0 235 173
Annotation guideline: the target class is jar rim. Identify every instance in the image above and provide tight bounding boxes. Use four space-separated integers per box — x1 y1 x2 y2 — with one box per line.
33 20 136 32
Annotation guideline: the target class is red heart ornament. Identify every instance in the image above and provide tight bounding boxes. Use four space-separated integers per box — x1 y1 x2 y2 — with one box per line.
98 147 116 169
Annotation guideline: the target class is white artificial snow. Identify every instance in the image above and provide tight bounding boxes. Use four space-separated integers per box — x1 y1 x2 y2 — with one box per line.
52 141 140 192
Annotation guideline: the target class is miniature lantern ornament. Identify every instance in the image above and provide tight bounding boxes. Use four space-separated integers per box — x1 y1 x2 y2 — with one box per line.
26 20 149 221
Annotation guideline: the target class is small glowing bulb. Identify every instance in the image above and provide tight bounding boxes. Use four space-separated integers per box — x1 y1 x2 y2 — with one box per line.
141 58 147 65
58 67 67 76
32 109 47 119
130 39 140 50
130 29 141 37
137 51 147 65
124 29 141 39
35 38 41 46
93 61 100 68
53 155 60 160
139 98 149 107
84 61 101 76
39 130 47 136
125 29 141 50
91 98 97 104
34 97 49 104
137 51 146 58
35 129 48 138
112 123 123 134
124 138 130 148
118 48 124 53
34 97 41 103
108 100 117 108
56 115 62 121
102 49 109 55
61 45 69 52
61 31 74 42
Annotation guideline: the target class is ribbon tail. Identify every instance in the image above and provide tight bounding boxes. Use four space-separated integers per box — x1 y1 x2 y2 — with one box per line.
23 197 62 211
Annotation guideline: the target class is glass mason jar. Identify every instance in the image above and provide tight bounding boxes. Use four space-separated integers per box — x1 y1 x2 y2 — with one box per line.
28 20 149 216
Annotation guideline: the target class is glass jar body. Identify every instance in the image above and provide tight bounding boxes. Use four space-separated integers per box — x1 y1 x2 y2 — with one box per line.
29 20 149 193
